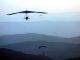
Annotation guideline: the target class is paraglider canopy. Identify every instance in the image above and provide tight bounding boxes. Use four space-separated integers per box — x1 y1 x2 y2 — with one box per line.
38 46 47 56
38 46 47 49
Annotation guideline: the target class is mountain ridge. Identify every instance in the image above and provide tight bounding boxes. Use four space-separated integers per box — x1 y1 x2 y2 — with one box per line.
0 33 80 46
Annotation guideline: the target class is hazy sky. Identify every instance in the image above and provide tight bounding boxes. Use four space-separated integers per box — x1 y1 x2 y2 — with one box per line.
0 0 80 37
0 21 80 38
0 0 80 22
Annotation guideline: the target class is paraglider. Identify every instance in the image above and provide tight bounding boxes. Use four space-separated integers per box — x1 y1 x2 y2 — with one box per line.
38 46 47 49
38 46 47 56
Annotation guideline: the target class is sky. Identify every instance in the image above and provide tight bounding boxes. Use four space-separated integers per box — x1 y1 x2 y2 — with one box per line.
0 0 80 38
0 21 80 38
0 0 80 22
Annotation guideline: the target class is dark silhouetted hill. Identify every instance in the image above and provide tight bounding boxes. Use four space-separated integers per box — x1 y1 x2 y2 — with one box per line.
0 41 80 60
0 48 53 60
64 57 80 60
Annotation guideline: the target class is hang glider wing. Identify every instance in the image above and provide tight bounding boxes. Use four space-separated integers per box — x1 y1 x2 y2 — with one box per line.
35 12 47 14
7 11 26 15
28 11 47 14
7 11 47 15
7 13 18 15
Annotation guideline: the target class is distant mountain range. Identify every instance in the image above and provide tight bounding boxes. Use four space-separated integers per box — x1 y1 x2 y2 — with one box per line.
0 33 80 46
0 33 80 60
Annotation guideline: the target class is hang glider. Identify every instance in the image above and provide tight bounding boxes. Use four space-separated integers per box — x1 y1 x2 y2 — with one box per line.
7 10 47 20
